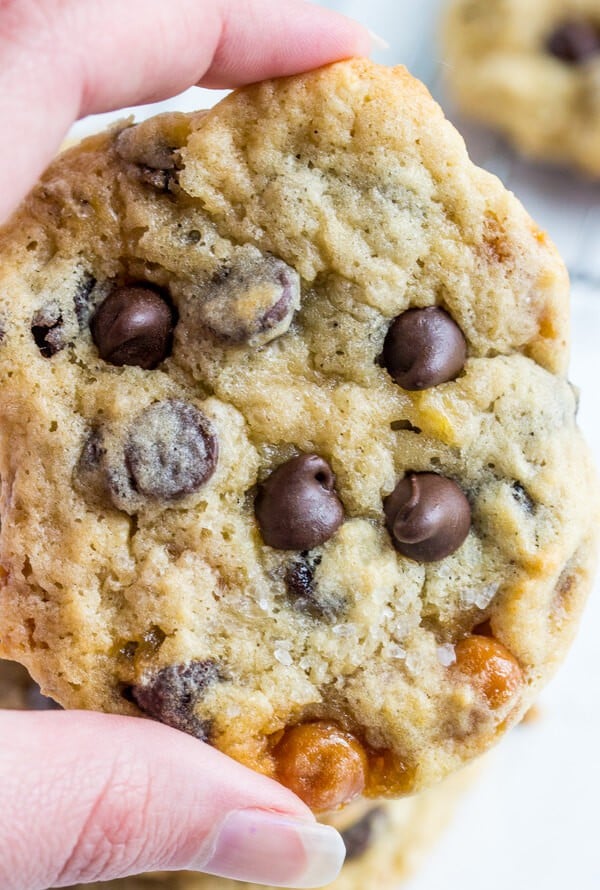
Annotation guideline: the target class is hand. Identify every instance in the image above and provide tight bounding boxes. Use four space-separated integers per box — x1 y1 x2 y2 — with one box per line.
0 708 344 889
0 0 372 223
0 1 372 887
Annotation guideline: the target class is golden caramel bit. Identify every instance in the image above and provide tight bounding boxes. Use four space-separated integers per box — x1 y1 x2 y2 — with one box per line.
453 635 523 709
365 748 413 798
273 721 368 812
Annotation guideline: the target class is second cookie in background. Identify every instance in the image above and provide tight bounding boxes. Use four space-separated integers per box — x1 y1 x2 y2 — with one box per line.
443 0 600 177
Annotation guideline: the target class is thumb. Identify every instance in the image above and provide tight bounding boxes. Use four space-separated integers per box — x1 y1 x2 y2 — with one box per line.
0 711 345 890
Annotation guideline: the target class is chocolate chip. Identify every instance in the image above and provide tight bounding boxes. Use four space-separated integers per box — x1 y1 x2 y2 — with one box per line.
341 807 386 861
125 399 218 502
384 472 471 562
73 273 98 327
79 426 133 511
26 682 62 711
141 168 175 191
31 303 65 357
383 307 467 390
131 660 221 740
390 419 422 433
115 124 183 191
547 20 600 63
76 401 218 513
285 555 344 620
512 481 535 514
115 125 178 170
77 427 105 480
90 285 175 369
198 255 300 347
256 455 344 551
286 558 315 603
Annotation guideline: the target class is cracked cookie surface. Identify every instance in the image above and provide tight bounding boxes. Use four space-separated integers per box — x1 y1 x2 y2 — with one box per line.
0 60 596 804
444 0 600 177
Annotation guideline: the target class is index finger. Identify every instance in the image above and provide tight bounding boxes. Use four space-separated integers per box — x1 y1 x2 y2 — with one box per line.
0 0 372 222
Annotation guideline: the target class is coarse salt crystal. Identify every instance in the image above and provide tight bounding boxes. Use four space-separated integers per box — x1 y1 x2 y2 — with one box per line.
388 644 406 660
460 582 499 611
274 648 293 667
332 623 356 637
474 583 500 609
437 643 456 667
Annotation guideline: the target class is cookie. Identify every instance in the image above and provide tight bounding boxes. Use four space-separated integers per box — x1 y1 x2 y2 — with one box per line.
0 658 478 890
444 0 600 176
0 59 597 808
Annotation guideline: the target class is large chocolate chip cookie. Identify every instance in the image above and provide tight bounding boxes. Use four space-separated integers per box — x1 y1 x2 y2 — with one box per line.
0 60 596 808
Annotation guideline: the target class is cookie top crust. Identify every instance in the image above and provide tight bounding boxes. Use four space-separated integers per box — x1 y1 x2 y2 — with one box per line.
444 0 600 177
0 59 596 805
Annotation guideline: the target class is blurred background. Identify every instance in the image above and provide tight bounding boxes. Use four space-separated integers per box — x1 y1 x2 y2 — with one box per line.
69 1 600 887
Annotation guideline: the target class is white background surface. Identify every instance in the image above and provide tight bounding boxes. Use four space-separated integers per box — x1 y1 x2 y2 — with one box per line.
70 2 600 887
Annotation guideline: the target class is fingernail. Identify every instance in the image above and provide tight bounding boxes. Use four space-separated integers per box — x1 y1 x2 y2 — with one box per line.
191 808 346 888
368 29 391 51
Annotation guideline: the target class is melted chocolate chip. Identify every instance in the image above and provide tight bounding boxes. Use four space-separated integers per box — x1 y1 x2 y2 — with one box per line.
26 682 62 711
341 807 386 861
132 660 221 740
125 400 218 502
286 558 315 605
76 401 218 513
115 123 182 191
198 255 300 346
383 307 467 390
31 303 65 357
75 427 115 510
138 167 178 192
285 555 344 620
90 285 175 369
390 419 422 433
512 481 535 514
77 428 105 478
547 20 600 63
256 455 344 551
384 472 471 562
73 273 98 327
115 125 178 170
